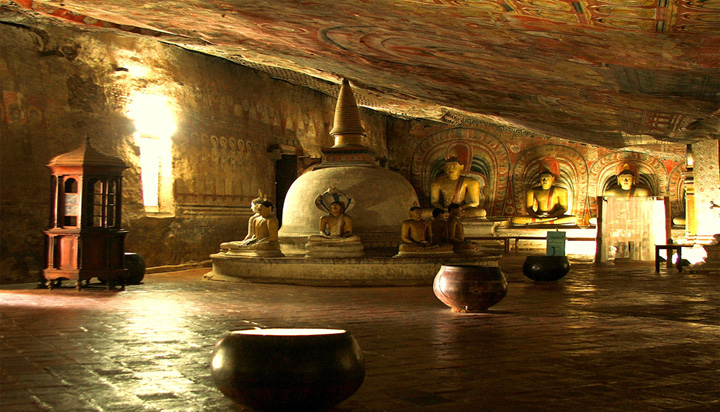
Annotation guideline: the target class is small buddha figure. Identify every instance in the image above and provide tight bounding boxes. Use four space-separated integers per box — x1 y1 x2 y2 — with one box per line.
227 200 284 257
430 157 487 218
306 188 363 257
604 164 652 197
430 208 450 246
447 203 481 254
398 207 453 254
242 196 265 242
307 201 360 243
220 193 265 253
510 170 577 226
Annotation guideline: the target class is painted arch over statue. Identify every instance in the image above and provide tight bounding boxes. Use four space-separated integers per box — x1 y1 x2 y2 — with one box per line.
511 144 590 225
410 128 510 216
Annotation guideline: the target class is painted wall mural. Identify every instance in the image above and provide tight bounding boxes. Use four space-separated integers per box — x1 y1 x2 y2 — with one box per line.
174 132 274 208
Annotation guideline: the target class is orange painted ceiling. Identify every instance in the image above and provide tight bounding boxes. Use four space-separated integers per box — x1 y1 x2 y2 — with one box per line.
5 0 720 149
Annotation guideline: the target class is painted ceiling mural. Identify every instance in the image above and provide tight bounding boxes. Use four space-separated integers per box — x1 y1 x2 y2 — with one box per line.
4 0 720 149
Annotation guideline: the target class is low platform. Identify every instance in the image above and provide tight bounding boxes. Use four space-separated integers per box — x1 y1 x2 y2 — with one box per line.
461 218 502 238
205 253 501 286
474 226 598 255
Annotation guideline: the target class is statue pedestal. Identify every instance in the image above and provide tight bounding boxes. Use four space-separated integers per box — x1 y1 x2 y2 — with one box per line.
305 241 364 258
452 241 485 256
280 231 399 257
206 254 501 286
395 244 454 257
462 219 503 238
226 241 285 258
494 226 597 256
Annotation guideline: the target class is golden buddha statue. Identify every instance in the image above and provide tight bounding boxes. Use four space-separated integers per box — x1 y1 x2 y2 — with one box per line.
430 157 487 218
604 163 652 197
446 203 481 254
510 170 577 226
399 207 453 254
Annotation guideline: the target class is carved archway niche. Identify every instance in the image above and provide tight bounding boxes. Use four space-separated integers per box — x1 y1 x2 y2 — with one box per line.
410 128 510 216
587 151 670 218
589 152 667 197
511 145 589 223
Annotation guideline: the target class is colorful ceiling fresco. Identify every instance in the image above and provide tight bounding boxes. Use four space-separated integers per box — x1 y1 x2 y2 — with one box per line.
4 0 720 148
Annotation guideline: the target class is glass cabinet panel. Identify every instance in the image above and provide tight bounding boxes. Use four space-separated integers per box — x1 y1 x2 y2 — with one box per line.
63 178 78 227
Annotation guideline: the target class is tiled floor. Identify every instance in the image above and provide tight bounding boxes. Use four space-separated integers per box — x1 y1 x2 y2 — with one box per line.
1 254 718 411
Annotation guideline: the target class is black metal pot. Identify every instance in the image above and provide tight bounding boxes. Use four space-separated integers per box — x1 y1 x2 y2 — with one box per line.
210 328 365 411
124 252 145 285
522 255 570 281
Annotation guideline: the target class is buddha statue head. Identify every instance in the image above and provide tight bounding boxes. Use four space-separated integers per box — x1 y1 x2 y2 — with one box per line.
251 190 267 214
329 201 346 216
539 170 556 190
442 157 464 181
616 163 637 191
258 200 274 217
315 187 354 215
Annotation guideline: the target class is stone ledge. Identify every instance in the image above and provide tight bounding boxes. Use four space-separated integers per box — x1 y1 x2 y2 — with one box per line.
206 254 501 286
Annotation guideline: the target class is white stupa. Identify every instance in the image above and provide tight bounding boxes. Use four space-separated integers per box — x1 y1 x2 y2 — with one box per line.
278 79 419 255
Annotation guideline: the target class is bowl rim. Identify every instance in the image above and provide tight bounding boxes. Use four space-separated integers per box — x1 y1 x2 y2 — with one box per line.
229 328 347 336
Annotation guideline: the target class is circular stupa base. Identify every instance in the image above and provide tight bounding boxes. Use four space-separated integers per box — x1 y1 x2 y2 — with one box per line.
205 253 501 286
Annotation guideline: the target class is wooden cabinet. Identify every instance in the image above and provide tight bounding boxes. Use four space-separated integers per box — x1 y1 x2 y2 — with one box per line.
43 139 128 290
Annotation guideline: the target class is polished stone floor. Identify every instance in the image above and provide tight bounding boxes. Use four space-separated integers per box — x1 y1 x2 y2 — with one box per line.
1 254 718 412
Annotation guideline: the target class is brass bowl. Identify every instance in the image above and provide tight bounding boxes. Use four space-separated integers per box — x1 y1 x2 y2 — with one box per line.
433 265 508 312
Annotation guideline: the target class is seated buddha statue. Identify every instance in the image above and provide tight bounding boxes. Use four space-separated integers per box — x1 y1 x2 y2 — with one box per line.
587 163 654 227
398 207 453 255
430 208 450 246
307 201 361 243
220 193 265 252
306 188 363 257
430 157 487 218
604 164 652 198
446 203 481 254
227 200 284 257
510 170 577 226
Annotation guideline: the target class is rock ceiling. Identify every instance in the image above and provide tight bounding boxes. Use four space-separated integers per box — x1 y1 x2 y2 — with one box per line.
5 0 720 149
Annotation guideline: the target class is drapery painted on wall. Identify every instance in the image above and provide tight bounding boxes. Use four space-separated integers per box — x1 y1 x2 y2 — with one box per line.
600 197 666 262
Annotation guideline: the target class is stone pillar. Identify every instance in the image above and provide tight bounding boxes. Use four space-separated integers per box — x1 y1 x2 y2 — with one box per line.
683 144 696 238
690 140 720 239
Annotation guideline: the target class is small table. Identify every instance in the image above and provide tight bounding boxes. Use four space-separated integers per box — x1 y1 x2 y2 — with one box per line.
655 244 693 273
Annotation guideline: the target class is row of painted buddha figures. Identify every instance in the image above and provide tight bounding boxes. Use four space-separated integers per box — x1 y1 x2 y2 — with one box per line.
433 157 651 227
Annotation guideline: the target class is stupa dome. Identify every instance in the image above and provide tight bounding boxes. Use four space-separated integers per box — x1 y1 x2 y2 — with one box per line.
277 79 419 254
279 165 418 249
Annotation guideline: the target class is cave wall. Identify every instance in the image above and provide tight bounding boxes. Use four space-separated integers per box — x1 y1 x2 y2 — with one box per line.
0 18 694 284
0 22 388 283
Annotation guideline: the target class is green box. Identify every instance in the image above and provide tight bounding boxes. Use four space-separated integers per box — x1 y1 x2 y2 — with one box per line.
546 231 566 256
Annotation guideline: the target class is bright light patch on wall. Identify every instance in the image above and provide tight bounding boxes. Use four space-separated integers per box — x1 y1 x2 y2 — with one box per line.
127 94 177 139
136 136 162 208
127 93 176 212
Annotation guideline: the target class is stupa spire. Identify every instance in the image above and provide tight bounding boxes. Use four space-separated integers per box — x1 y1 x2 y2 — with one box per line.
330 79 366 147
